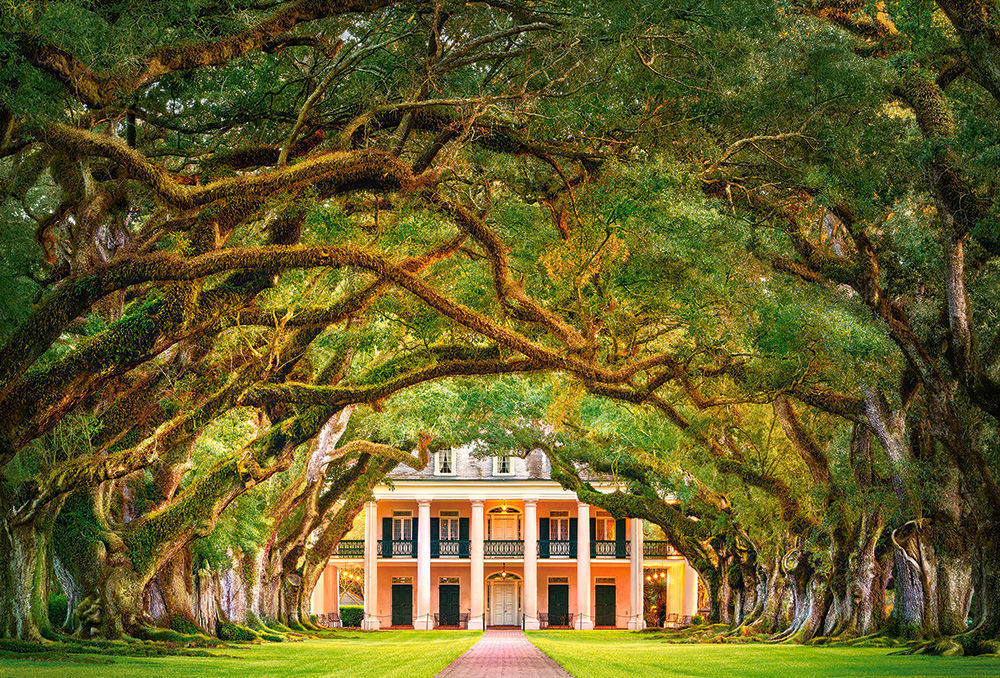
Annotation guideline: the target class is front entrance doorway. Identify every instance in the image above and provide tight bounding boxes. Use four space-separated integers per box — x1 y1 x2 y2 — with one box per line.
547 583 569 626
438 584 460 626
595 584 616 627
391 584 413 626
489 581 519 626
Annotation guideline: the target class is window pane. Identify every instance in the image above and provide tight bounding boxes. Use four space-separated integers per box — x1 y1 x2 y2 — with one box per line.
496 455 511 474
438 450 453 474
440 518 459 540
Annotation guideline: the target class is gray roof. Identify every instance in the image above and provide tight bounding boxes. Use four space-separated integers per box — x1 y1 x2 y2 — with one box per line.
389 444 552 481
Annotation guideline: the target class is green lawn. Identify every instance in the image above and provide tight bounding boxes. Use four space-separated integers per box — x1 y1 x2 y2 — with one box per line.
0 630 481 678
526 630 1000 678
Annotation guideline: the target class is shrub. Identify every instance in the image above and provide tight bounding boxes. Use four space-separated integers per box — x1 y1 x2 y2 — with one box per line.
48 593 68 626
691 615 705 625
340 605 363 627
168 613 204 635
216 619 259 642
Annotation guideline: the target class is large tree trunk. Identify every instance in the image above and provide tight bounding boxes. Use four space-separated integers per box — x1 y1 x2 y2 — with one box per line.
965 530 1000 652
746 554 788 634
850 511 888 636
217 551 249 625
0 501 61 641
936 549 973 636
890 520 939 638
771 552 831 643
156 548 196 623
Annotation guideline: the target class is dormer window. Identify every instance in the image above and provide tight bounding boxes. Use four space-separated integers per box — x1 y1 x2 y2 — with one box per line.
436 449 456 475
493 454 513 476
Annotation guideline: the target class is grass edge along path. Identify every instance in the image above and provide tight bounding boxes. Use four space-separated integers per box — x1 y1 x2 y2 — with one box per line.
525 630 1000 678
0 630 482 678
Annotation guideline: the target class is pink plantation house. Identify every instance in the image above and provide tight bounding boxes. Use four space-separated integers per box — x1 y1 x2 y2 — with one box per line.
310 447 700 629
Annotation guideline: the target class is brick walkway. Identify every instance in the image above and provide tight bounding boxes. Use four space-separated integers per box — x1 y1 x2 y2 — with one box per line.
436 629 571 677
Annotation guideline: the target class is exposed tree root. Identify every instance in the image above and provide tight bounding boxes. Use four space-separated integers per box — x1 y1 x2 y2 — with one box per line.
135 625 219 647
894 634 1000 657
215 619 263 643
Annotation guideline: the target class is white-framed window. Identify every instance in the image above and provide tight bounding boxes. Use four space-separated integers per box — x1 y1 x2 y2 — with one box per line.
493 454 513 476
392 510 412 540
550 510 570 540
440 510 460 540
436 449 456 475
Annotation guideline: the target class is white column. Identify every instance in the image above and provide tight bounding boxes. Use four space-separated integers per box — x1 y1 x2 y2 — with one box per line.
362 500 380 630
329 564 341 626
523 499 539 630
415 499 433 629
684 560 699 620
469 499 485 629
576 502 593 629
310 569 325 614
628 518 645 630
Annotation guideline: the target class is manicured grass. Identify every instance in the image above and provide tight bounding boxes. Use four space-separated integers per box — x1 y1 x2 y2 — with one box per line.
0 630 481 678
526 630 1000 677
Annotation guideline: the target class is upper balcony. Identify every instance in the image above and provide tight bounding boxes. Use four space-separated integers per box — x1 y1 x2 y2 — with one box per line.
329 538 681 560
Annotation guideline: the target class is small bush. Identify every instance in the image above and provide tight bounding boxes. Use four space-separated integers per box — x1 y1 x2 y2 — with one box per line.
48 593 68 626
168 614 204 635
691 615 705 625
0 639 48 654
216 619 259 642
340 605 363 627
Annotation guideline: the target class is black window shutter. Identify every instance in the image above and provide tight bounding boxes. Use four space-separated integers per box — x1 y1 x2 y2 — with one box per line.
411 517 419 557
569 518 578 558
615 518 627 558
590 517 598 558
431 517 440 557
382 517 393 559
459 518 470 557
539 518 550 558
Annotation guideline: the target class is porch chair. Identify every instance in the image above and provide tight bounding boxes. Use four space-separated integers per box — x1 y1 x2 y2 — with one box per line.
433 613 440 627
459 612 469 629
538 612 548 629
664 612 679 628
681 615 692 626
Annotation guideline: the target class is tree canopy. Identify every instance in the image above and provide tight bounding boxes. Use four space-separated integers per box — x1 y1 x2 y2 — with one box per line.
1 0 999 657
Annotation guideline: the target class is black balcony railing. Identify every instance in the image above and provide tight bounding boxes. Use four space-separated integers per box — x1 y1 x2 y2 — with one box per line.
538 540 575 558
390 539 415 557
432 539 470 557
484 539 523 557
591 540 630 558
331 539 365 557
367 536 675 559
644 540 680 558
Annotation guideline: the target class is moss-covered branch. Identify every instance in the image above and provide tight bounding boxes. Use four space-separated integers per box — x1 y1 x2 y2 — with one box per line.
18 0 396 107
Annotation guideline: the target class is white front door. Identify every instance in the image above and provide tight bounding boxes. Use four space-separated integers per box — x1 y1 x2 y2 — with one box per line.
492 517 517 540
490 582 518 626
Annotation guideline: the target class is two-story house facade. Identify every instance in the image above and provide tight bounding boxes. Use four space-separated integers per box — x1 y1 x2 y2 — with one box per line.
310 446 700 630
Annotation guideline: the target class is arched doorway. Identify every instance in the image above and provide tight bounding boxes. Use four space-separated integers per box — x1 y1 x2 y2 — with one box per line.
486 572 521 626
